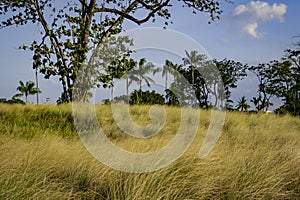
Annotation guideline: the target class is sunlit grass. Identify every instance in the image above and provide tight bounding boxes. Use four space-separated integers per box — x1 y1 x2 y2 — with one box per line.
0 104 299 199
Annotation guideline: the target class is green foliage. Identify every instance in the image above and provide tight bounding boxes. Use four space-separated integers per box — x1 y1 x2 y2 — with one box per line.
180 51 247 109
14 80 41 103
270 45 300 116
0 98 25 105
249 63 275 112
249 40 300 115
236 96 250 112
213 58 248 105
129 90 165 105
183 50 207 86
56 92 71 105
129 58 160 91
165 89 179 106
0 0 223 102
104 56 136 100
181 51 210 107
102 98 111 105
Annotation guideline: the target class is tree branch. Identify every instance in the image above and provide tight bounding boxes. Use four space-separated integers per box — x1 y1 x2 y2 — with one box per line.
94 0 170 25
34 0 68 92
78 0 88 9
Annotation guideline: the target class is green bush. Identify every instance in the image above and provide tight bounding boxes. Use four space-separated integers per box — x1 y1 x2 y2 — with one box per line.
129 90 165 105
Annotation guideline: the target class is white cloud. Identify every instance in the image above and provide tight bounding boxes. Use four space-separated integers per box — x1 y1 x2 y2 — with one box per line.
233 5 247 16
242 22 262 39
232 1 287 39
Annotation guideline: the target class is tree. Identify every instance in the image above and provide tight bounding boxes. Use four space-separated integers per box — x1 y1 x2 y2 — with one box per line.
33 51 41 104
0 97 25 104
213 58 248 105
236 96 250 112
271 42 300 115
162 60 171 90
14 80 41 103
169 60 184 83
165 88 179 106
165 62 190 106
247 38 300 114
250 96 262 111
129 90 165 105
105 57 134 101
0 0 223 102
122 58 138 98
129 58 160 92
187 66 210 108
168 66 205 107
182 51 211 107
249 63 275 112
183 50 207 85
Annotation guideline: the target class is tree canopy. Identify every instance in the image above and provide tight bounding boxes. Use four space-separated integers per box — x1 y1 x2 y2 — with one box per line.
13 80 41 103
0 0 224 103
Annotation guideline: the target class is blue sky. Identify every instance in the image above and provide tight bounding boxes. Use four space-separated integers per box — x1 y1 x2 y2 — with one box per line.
0 0 299 108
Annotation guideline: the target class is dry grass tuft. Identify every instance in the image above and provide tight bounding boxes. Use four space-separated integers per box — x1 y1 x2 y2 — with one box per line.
0 104 299 199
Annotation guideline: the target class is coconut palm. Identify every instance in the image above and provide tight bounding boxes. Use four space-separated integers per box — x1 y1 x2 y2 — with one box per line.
14 80 41 103
129 58 160 92
105 57 132 101
250 96 261 111
183 50 207 85
169 62 184 83
236 96 250 112
162 60 172 90
162 60 183 90
122 58 138 97
109 67 122 101
33 51 41 104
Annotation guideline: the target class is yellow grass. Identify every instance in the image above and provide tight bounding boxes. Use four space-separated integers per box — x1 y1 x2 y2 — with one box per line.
0 104 299 199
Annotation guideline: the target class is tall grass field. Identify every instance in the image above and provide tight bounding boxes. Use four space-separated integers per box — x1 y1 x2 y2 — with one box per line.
0 104 299 199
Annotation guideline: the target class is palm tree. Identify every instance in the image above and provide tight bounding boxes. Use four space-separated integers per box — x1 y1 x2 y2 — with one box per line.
130 58 159 92
250 96 261 111
122 58 138 97
33 52 41 105
162 60 171 90
162 60 184 90
183 50 207 85
14 80 41 103
250 96 273 112
169 62 184 83
106 58 130 101
236 96 250 112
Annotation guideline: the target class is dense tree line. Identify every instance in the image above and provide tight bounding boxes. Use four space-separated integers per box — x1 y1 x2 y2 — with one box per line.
2 44 299 117
249 41 300 115
0 1 299 115
101 43 299 116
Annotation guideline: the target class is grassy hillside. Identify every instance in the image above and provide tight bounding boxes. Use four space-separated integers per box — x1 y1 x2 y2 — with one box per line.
0 104 299 199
